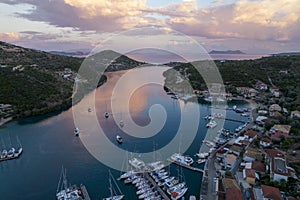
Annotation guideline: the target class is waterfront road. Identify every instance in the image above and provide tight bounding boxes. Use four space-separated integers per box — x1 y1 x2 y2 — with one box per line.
200 156 217 200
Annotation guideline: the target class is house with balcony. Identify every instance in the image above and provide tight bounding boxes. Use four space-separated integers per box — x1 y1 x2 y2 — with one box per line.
260 138 272 148
254 81 268 91
291 110 300 118
270 86 280 97
269 125 291 140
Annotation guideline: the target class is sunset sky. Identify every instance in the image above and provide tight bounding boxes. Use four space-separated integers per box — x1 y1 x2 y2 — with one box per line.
0 0 299 54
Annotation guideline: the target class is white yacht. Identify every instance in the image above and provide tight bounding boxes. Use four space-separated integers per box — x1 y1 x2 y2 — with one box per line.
206 120 217 128
158 176 175 186
1 149 7 159
170 153 194 166
197 159 206 164
138 191 155 199
196 152 209 159
119 120 124 128
7 147 15 158
14 147 23 157
119 170 137 179
168 183 188 200
165 179 179 188
204 140 215 148
104 112 109 118
129 158 146 171
116 135 122 144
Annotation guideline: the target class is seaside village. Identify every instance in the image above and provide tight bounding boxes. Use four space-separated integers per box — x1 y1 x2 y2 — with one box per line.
196 80 300 200
1 56 300 199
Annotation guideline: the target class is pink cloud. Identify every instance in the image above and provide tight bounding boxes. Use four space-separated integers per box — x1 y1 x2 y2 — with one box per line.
0 32 20 42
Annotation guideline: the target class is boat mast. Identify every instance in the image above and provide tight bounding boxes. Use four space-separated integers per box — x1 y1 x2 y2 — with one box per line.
57 167 63 193
8 132 12 148
1 137 6 150
108 170 113 197
63 168 68 190
110 170 123 196
16 135 22 148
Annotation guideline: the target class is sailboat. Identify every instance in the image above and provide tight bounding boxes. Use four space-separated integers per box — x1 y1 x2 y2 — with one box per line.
74 127 80 137
14 135 23 157
56 167 90 200
167 166 188 200
105 112 109 118
119 112 124 128
103 170 124 200
116 135 123 144
1 138 8 159
104 102 109 118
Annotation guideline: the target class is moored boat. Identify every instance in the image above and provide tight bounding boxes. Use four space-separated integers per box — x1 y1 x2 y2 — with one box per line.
206 120 217 128
197 159 206 164
119 170 137 179
116 135 122 144
74 127 80 137
103 170 124 200
56 167 90 200
195 152 209 159
169 153 194 166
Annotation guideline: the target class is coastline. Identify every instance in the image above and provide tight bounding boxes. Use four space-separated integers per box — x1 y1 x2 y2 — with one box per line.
0 117 13 128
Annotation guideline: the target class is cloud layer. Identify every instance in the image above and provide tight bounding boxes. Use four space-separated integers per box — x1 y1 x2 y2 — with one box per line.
1 0 300 52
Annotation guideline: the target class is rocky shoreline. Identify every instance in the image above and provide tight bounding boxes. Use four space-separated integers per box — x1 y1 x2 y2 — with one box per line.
0 117 13 127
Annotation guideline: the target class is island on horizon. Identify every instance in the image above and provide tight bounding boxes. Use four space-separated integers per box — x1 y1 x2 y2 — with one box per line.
209 50 246 54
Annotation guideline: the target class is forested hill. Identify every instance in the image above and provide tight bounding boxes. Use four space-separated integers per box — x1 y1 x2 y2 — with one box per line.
164 55 300 110
0 42 143 118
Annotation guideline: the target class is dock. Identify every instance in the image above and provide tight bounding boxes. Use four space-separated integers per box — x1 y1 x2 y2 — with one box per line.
0 154 21 162
0 149 22 162
167 158 204 173
203 115 247 123
144 173 170 200
223 117 247 123
80 185 91 200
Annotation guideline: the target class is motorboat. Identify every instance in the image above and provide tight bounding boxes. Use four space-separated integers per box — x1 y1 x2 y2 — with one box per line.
170 153 194 166
206 120 217 128
116 135 123 144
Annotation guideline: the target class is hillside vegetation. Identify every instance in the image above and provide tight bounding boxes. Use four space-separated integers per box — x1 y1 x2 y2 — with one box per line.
164 56 300 110
0 42 143 118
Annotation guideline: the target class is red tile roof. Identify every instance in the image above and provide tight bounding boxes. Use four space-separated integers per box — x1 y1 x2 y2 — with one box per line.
261 137 272 143
245 169 256 178
251 161 266 173
245 130 259 138
226 188 242 200
265 149 284 158
261 185 283 200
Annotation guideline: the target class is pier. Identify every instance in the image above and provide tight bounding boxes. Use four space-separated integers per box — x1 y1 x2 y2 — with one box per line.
144 173 170 200
203 115 248 123
167 159 204 173
80 185 91 200
223 117 246 123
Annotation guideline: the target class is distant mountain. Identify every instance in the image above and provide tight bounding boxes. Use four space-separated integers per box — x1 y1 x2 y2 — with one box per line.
272 52 300 56
49 50 89 57
209 50 245 54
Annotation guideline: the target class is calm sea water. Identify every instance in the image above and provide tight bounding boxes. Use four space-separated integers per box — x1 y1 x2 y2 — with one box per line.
127 52 270 63
0 66 249 200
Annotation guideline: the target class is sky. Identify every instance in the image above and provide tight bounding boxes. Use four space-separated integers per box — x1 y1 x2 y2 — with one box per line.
0 0 299 54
